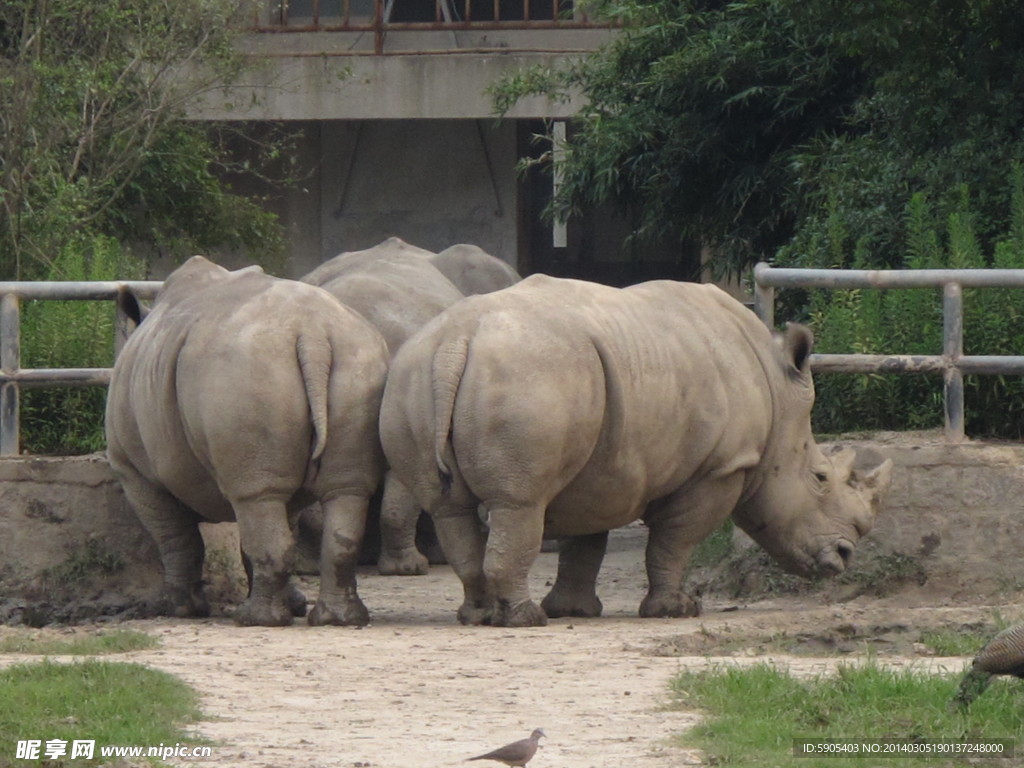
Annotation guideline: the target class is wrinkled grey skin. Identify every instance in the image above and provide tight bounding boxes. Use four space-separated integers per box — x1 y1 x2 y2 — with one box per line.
428 244 521 296
380 275 893 627
302 239 465 576
106 256 389 627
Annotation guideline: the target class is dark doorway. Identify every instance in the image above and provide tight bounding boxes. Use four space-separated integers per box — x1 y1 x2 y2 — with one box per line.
515 120 702 287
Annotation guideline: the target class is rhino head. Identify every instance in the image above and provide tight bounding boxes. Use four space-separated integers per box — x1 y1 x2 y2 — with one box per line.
732 324 893 577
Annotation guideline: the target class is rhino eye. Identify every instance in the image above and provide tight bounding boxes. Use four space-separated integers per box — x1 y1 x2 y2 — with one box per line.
813 471 828 483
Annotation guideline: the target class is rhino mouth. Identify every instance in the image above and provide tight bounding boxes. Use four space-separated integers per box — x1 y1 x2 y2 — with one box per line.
814 538 855 575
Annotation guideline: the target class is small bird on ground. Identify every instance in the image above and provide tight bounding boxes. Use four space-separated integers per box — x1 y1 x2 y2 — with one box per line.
953 623 1024 710
467 729 545 767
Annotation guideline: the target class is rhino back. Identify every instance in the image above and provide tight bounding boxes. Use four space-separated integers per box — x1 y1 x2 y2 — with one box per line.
428 244 521 295
403 275 779 534
316 257 463 357
108 273 388 516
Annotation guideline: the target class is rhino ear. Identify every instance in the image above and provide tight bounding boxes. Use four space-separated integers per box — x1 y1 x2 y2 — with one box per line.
778 322 814 376
116 287 148 328
851 458 894 496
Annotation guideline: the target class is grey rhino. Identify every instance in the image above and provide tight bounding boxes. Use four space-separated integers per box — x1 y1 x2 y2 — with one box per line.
428 244 521 295
380 274 893 627
106 256 389 626
302 239 465 576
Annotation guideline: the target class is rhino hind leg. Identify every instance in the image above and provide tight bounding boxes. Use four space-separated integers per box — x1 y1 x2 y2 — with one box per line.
308 492 371 627
119 473 209 618
541 532 607 619
233 498 299 627
482 505 548 628
377 474 429 576
429 503 493 625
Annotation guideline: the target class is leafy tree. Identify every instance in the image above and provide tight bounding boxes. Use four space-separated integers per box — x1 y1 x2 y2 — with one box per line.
493 0 1024 275
782 0 1024 268
0 0 283 279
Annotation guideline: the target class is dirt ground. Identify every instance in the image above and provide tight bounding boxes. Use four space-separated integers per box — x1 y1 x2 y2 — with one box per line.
3 525 1020 768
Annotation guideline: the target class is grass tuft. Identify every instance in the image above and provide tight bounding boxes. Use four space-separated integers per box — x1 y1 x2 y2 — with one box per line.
671 662 1024 767
0 659 204 758
0 628 159 655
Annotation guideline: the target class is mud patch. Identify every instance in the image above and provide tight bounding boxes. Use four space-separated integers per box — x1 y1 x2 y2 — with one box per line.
647 619 997 658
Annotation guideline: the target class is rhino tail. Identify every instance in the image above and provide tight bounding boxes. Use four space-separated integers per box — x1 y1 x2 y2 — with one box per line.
296 334 332 463
431 334 469 492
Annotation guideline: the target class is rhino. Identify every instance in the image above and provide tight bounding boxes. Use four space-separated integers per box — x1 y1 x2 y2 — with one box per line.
106 256 389 626
301 240 465 575
379 274 893 627
428 244 521 296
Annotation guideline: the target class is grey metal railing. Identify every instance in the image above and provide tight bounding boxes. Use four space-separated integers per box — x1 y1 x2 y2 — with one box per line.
753 262 1024 442
0 281 162 456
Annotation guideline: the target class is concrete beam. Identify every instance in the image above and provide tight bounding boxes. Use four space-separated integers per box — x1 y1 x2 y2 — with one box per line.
189 51 588 120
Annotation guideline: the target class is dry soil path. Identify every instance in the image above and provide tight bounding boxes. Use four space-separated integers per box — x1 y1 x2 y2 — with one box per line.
2 526 1013 768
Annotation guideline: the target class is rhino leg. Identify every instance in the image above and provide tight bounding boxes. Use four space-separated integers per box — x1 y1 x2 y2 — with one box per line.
484 505 548 628
308 492 371 627
430 504 493 625
232 498 297 627
239 552 307 617
120 473 209 618
377 473 429 576
541 532 608 619
640 475 743 619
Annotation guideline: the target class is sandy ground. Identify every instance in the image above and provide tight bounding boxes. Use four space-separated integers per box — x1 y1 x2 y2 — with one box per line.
2 526 1017 768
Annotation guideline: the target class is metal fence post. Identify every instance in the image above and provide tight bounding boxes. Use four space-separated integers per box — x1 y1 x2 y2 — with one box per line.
1 293 21 456
942 282 965 442
753 262 775 328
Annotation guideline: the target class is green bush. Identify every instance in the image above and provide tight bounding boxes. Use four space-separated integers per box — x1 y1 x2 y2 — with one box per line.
804 166 1024 439
20 236 144 455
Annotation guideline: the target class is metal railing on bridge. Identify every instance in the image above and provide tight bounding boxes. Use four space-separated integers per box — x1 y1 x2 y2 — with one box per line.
753 262 1024 443
0 281 161 457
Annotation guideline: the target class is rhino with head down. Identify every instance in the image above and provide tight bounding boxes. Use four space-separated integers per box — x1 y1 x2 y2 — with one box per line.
106 256 389 626
380 274 893 627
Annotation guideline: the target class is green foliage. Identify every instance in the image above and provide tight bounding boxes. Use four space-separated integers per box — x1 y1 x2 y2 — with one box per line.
0 0 282 280
0 660 203 758
493 0 1024 276
783 0 1024 267
671 663 1024 767
806 168 1024 439
493 0 864 275
20 236 143 454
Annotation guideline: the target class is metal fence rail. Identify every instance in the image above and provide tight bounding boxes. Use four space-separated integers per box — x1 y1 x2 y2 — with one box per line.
0 281 162 456
753 262 1024 443
5 267 1023 454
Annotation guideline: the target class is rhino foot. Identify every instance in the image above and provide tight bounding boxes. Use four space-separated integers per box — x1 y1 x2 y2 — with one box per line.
287 585 308 617
493 598 548 628
541 590 603 619
233 598 295 627
160 586 210 619
377 548 429 576
457 599 495 626
308 598 370 627
639 591 701 619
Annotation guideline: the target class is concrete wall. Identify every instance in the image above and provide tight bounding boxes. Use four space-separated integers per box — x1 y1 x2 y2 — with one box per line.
0 455 161 624
217 118 521 278
844 435 1024 596
2 435 1020 623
